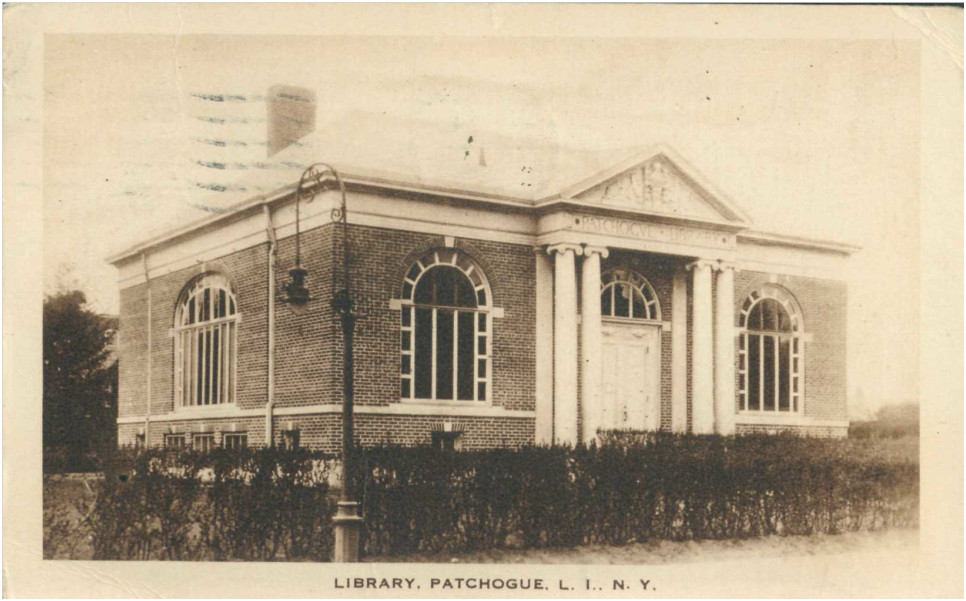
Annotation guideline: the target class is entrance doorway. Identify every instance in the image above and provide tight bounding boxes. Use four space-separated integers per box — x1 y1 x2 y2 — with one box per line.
600 322 661 431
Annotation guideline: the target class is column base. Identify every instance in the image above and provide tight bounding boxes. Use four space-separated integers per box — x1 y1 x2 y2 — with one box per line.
332 501 364 563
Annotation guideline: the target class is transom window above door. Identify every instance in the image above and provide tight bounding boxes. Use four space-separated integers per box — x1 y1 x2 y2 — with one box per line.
399 249 491 403
600 268 661 320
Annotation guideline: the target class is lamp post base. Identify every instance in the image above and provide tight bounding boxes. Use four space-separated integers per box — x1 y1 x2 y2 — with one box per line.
332 501 364 562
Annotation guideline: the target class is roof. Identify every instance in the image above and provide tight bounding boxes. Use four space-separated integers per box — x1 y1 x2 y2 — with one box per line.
106 111 859 263
210 110 643 204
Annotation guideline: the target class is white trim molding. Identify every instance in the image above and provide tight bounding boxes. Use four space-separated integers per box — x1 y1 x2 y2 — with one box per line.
119 403 535 425
735 414 849 429
275 403 535 419
738 230 860 255
117 405 265 424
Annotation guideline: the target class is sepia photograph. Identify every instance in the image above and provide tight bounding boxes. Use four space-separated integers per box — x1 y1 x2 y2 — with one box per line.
4 2 963 598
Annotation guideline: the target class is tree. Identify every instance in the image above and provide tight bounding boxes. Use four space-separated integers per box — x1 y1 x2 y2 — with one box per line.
43 290 118 472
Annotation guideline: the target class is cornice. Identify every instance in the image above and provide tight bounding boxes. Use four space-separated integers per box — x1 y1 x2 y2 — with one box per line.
106 175 857 268
536 198 750 234
738 230 860 255
106 174 536 265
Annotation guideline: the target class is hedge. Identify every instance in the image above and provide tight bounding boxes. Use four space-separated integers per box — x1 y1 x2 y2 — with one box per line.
358 433 919 556
68 433 917 561
87 448 336 560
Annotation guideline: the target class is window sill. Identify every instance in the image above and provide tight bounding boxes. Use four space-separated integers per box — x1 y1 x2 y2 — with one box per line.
174 404 240 416
735 413 849 429
116 404 265 424
391 400 531 418
399 398 488 406
269 403 535 419
118 403 537 424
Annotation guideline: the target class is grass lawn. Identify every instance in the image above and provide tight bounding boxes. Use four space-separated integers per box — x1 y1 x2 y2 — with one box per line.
363 528 918 564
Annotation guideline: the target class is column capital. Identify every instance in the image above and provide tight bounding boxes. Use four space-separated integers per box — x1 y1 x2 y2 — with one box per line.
714 260 740 273
547 243 584 257
582 244 609 259
685 258 717 271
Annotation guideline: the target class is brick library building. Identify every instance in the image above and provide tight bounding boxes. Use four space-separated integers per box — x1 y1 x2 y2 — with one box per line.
110 87 857 452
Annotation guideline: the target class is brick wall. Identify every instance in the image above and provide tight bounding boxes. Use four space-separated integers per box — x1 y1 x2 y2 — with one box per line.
118 220 537 448
457 239 536 411
269 223 536 412
118 418 266 447
275 413 534 452
117 422 142 447
733 271 848 421
116 215 847 448
150 417 266 446
272 224 338 408
117 243 270 420
118 287 148 419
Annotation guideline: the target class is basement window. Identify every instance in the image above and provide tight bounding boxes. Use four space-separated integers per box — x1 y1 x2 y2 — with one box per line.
193 433 216 453
431 430 463 451
280 430 300 451
164 434 186 449
223 433 248 450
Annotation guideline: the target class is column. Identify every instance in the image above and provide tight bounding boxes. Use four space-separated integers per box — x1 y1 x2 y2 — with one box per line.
670 266 688 433
688 259 715 434
580 245 608 444
534 248 554 445
548 243 582 445
714 262 737 435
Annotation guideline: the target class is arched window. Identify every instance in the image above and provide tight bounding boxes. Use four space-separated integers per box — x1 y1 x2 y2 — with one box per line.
174 273 238 407
738 286 803 413
399 249 491 402
600 268 661 320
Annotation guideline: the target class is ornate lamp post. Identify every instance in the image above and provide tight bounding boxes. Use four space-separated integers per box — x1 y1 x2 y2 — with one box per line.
282 162 363 562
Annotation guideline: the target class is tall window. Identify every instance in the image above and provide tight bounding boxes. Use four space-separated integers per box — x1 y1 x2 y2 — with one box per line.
737 286 803 413
399 249 491 402
174 273 238 407
600 268 661 320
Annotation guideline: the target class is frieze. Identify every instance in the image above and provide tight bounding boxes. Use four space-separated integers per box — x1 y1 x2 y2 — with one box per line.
571 214 733 249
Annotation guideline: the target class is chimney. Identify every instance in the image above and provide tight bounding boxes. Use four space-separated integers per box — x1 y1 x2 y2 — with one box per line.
266 85 316 158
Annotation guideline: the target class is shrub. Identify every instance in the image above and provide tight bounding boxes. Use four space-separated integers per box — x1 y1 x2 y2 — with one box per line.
86 447 336 561
43 478 96 559
357 434 919 557
65 434 917 561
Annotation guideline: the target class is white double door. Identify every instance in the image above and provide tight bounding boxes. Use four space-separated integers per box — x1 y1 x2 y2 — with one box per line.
599 322 661 431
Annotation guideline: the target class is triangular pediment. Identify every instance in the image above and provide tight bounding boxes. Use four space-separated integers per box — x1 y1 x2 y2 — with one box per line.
565 149 752 225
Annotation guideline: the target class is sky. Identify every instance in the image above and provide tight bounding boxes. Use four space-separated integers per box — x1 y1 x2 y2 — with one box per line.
42 31 923 412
